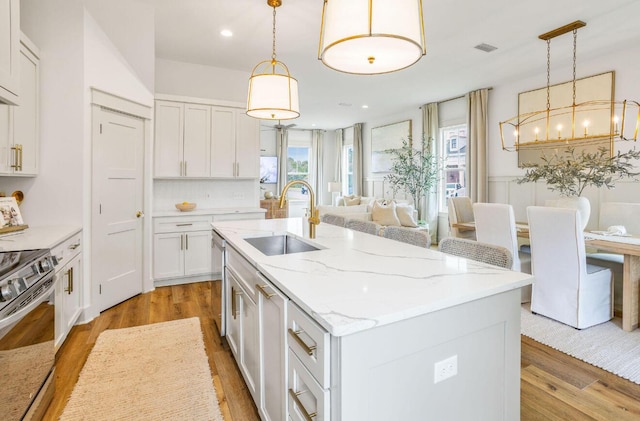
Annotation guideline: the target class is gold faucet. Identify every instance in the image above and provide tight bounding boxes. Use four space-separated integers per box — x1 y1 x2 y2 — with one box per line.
279 180 320 239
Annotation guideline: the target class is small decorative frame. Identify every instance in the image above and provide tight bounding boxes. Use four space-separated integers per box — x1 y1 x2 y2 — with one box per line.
0 197 28 234
371 119 412 173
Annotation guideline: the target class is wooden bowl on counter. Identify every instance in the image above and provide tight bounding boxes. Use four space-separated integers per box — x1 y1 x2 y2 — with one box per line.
175 202 197 212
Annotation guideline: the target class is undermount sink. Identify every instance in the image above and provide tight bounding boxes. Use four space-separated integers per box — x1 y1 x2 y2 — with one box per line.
244 234 321 256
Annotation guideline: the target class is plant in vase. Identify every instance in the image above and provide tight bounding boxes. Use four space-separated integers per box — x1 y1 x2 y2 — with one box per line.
516 146 640 228
385 137 439 222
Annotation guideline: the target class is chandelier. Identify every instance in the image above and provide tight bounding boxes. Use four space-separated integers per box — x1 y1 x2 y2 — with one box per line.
247 0 300 120
499 21 639 153
318 0 426 75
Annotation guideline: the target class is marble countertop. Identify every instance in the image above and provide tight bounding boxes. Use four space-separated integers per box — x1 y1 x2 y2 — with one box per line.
0 225 82 251
153 207 266 218
212 218 533 337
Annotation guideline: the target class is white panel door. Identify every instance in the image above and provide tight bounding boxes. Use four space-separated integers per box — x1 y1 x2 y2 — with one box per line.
154 100 183 177
182 103 210 177
236 111 260 178
92 107 144 312
210 106 235 177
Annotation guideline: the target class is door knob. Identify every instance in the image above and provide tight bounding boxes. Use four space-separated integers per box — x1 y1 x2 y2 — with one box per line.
136 211 144 218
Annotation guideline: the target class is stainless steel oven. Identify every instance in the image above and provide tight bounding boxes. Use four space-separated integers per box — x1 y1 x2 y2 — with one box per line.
0 249 58 421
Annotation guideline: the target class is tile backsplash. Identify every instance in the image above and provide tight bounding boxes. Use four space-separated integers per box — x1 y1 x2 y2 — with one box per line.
153 179 260 211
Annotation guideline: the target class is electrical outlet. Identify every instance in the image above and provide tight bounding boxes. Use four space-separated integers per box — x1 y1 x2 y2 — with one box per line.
434 355 458 384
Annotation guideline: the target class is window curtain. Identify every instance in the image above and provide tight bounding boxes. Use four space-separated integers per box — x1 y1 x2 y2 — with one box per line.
466 89 489 203
334 128 343 185
276 128 288 193
422 102 439 244
312 129 324 206
353 123 363 196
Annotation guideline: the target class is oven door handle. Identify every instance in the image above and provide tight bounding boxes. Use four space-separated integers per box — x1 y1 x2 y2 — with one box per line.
0 278 56 330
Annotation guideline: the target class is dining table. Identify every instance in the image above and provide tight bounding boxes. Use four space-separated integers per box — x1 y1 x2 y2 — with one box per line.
451 221 640 332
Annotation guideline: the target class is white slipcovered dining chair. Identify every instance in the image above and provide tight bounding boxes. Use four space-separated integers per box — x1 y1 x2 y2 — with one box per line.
473 203 532 302
448 197 476 240
586 202 640 315
527 206 612 329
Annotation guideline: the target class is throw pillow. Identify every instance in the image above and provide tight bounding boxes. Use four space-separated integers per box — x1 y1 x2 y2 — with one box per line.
344 195 361 206
371 200 401 227
396 205 418 227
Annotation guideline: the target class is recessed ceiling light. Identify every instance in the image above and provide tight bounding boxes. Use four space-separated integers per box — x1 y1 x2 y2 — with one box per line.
311 123 316 127
362 105 369 109
221 29 233 37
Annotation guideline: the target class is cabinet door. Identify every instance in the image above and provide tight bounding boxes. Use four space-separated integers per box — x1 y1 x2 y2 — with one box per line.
0 102 11 174
62 254 82 335
153 232 184 280
13 41 39 175
210 106 236 177
235 111 260 178
0 0 19 105
154 101 184 177
182 103 211 177
226 269 242 359
183 230 212 276
241 283 260 403
258 277 288 421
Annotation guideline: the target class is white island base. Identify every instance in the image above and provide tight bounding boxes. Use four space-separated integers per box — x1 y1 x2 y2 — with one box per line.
331 289 520 420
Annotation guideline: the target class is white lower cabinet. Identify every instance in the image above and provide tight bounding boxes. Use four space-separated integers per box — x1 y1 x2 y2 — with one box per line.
226 246 288 421
53 230 83 349
153 215 213 282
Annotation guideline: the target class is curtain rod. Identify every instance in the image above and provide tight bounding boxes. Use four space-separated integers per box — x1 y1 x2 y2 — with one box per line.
420 87 493 108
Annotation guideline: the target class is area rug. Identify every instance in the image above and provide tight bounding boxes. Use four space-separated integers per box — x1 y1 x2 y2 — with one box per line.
60 317 224 420
521 304 640 385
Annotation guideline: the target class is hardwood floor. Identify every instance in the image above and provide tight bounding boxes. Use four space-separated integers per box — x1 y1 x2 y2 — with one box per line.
44 282 640 420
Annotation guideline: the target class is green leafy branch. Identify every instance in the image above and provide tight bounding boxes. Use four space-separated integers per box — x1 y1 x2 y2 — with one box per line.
517 146 640 197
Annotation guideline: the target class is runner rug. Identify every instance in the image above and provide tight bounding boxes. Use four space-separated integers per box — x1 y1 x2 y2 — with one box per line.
60 317 223 420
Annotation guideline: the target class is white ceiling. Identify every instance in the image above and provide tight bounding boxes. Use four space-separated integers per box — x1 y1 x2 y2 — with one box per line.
150 0 640 130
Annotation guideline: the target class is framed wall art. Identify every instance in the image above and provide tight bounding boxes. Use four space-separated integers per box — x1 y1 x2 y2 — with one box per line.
0 196 28 234
371 119 412 173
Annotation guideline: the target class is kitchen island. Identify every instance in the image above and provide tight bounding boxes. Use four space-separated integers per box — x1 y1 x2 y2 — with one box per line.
213 218 533 421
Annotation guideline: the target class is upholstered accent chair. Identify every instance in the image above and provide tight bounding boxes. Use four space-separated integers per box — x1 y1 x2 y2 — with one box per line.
345 218 382 236
321 213 347 227
382 226 431 248
448 197 476 240
473 202 532 302
527 206 612 329
438 237 513 269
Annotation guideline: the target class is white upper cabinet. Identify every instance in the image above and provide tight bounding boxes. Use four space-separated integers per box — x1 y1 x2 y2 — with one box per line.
0 35 39 176
154 100 211 178
211 106 259 178
0 0 20 105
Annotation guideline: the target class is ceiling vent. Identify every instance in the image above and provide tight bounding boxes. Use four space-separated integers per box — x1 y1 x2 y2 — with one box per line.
474 43 498 53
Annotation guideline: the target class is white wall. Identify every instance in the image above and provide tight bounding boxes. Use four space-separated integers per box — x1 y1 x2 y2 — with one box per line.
155 58 249 103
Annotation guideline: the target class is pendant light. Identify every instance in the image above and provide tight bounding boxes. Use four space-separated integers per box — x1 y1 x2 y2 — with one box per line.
246 0 300 120
318 0 426 75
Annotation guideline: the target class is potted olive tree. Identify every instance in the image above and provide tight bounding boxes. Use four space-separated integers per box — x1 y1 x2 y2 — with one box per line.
385 137 439 221
517 146 640 228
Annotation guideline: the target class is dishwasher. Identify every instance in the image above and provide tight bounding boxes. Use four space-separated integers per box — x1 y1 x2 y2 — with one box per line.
211 230 226 336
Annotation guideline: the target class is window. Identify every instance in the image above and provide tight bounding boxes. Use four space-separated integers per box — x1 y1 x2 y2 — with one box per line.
439 124 467 212
342 144 353 195
286 131 313 199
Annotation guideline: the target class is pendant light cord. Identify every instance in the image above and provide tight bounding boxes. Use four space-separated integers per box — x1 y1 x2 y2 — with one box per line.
271 5 277 64
572 29 577 107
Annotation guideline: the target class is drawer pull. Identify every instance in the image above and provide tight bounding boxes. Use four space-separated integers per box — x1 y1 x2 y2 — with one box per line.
231 286 242 319
288 388 317 421
176 223 193 227
69 242 81 250
288 328 316 356
256 284 275 299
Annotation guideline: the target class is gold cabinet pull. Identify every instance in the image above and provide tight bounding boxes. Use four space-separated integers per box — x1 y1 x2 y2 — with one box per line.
185 234 189 250
288 328 316 356
69 242 81 250
136 211 144 218
180 234 184 250
288 388 317 421
231 285 242 319
18 144 22 171
256 284 275 299
70 267 74 293
10 145 18 169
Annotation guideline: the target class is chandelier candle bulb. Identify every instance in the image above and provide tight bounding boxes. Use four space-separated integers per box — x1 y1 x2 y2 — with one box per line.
534 127 539 141
583 120 589 137
557 124 562 139
614 115 620 134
